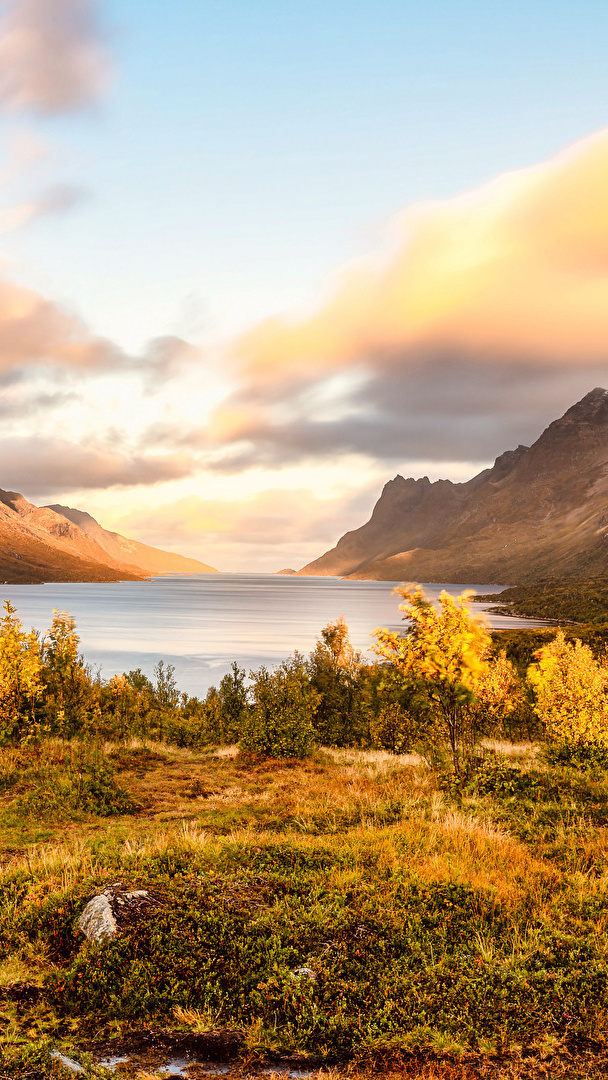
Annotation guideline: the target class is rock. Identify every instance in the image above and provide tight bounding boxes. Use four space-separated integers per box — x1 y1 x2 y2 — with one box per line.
78 882 161 943
50 1050 86 1074
78 894 117 943
290 966 317 982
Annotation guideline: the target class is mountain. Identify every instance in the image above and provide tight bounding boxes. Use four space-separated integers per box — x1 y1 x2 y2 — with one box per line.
46 505 217 575
0 491 218 583
298 388 608 585
0 490 145 583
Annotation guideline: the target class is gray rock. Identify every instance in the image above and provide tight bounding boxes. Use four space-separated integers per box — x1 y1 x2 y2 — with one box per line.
78 883 160 943
78 894 117 943
290 967 317 982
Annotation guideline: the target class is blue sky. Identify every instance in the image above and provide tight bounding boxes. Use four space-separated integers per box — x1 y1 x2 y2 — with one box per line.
3 0 608 569
7 0 608 349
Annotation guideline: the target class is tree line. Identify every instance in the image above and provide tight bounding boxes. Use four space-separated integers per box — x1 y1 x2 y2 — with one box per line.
0 588 606 772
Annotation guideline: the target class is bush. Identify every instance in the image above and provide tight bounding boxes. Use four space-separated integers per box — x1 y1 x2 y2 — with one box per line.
544 740 608 770
240 657 320 759
468 755 540 798
15 755 137 818
528 630 608 747
308 618 366 746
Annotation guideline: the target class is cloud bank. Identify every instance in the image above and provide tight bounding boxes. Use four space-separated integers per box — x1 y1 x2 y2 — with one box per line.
208 129 608 469
0 436 195 497
115 485 379 573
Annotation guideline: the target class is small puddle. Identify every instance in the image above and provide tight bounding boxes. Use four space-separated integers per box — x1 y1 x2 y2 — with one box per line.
92 1054 315 1077
49 1050 85 1074
159 1059 189 1076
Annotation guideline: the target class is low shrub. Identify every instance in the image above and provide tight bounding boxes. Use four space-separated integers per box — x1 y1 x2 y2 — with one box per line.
15 758 137 818
240 658 319 759
544 740 608 770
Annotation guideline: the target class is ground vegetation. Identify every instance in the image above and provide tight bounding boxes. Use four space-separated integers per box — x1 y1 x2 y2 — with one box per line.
1 591 608 1077
478 578 608 625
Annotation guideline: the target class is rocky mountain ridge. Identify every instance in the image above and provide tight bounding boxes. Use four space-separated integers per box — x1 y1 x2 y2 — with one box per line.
298 388 608 584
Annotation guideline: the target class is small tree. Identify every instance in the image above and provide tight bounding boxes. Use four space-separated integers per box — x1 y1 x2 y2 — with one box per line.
364 660 430 754
463 648 520 743
0 600 43 744
374 587 491 774
369 702 416 754
527 630 608 747
217 662 248 743
308 616 364 746
41 610 93 737
241 656 320 759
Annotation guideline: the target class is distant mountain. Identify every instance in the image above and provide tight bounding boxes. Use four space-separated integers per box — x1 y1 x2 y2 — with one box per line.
298 388 608 585
0 490 218 583
46 505 217 575
0 490 144 583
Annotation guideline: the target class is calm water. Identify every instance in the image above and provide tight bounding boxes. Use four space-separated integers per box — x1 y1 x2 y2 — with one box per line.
0 574 542 696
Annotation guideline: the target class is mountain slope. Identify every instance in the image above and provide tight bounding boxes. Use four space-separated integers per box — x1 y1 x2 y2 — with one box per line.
46 505 218 574
298 388 608 585
0 490 146 583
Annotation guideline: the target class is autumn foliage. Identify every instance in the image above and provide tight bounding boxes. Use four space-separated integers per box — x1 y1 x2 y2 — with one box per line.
374 587 515 772
528 628 608 747
1 588 607 767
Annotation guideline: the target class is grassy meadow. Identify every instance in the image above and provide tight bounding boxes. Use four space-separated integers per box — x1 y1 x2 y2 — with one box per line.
2 588 608 1078
3 736 608 1078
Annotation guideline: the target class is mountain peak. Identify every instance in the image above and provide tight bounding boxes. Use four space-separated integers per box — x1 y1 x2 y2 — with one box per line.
298 387 608 584
561 387 608 422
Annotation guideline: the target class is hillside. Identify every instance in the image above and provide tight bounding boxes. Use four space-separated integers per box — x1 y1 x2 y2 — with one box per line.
0 490 145 583
0 490 218 583
298 388 608 584
47 505 218 575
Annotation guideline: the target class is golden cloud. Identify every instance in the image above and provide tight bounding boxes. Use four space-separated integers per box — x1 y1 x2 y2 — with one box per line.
233 128 608 383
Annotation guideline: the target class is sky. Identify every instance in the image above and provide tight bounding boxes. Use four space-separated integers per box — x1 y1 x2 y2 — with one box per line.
2 0 608 571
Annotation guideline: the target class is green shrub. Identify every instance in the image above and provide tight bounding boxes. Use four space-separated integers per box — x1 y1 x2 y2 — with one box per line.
42 872 608 1053
15 758 136 818
240 657 319 759
468 756 540 798
544 740 608 770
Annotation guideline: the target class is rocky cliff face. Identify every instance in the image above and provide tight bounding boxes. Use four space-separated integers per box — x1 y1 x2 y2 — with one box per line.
298 388 608 585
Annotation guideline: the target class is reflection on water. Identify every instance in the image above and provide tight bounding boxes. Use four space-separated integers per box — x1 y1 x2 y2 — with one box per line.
0 574 542 697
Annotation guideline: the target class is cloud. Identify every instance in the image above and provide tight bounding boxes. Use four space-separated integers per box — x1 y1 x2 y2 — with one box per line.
0 275 124 372
235 129 608 376
0 436 195 496
0 268 203 380
205 359 607 470
0 385 79 416
0 0 110 115
143 336 203 389
0 181 87 233
207 128 608 469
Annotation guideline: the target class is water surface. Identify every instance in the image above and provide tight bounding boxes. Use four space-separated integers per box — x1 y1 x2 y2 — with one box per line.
0 574 540 696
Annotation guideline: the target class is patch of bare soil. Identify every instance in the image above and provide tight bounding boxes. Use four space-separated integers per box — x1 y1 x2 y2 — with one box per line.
74 1032 608 1080
85 1028 246 1063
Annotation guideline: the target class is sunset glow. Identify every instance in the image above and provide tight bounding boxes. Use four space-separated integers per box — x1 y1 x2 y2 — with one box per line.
2 0 608 570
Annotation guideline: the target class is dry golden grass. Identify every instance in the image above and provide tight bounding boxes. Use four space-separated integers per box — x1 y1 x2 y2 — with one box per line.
4 738 608 1078
324 746 424 771
0 742 556 916
481 740 537 759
